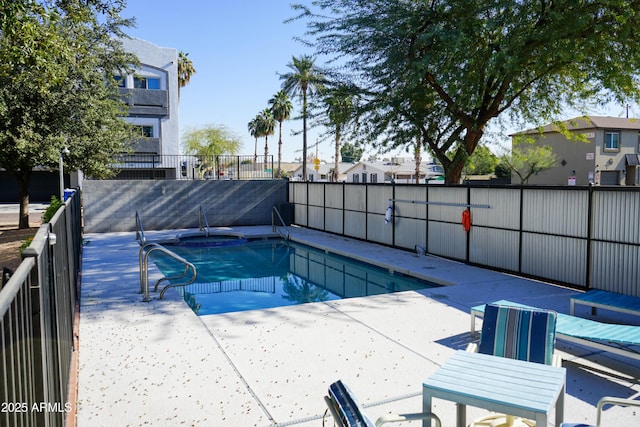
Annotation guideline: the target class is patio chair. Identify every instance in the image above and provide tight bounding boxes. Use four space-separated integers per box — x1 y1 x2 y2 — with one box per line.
466 303 559 427
471 299 640 362
324 380 441 427
561 396 640 426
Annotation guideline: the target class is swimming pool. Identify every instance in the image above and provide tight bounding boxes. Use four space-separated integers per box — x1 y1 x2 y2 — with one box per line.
150 238 439 315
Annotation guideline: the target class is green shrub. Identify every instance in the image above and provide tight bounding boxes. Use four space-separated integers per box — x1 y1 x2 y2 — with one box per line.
19 236 34 253
494 162 512 179
42 196 63 223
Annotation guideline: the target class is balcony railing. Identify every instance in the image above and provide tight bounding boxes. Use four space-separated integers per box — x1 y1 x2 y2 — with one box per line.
119 88 168 117
100 154 275 180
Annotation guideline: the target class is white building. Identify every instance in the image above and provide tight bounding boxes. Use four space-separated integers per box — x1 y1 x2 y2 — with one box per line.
291 163 353 182
344 161 444 184
118 38 179 157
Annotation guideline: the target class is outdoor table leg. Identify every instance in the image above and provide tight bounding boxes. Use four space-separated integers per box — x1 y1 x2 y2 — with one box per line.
556 383 565 425
456 402 466 427
422 391 432 427
535 413 547 426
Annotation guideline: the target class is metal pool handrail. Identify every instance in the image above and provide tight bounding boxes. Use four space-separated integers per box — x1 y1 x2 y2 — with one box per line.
135 211 146 245
139 243 197 302
199 205 210 237
271 206 290 240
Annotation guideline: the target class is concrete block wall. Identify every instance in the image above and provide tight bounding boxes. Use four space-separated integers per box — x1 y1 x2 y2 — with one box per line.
82 180 288 233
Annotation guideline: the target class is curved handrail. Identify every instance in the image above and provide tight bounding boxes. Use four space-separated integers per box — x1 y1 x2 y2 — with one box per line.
159 271 197 300
139 243 197 302
135 211 146 245
139 242 155 295
199 205 210 237
153 264 193 292
271 206 290 240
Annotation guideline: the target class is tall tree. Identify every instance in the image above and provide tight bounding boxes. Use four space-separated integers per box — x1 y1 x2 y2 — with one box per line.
268 90 293 178
293 0 640 183
256 108 276 170
413 136 422 185
280 55 324 181
247 117 259 167
320 86 353 182
178 51 195 98
0 0 135 228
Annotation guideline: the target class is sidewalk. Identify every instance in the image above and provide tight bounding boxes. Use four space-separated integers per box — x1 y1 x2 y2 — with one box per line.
0 202 48 227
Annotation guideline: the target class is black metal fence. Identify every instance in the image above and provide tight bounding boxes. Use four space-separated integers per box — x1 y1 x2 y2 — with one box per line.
0 191 82 427
104 154 275 180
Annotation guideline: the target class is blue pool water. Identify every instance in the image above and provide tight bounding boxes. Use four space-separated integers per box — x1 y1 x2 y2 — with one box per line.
151 238 438 315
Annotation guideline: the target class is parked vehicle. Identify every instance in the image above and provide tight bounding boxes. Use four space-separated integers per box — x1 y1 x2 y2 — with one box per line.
424 164 445 184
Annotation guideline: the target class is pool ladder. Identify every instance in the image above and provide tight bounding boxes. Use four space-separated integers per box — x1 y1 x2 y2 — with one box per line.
272 206 290 240
199 205 210 237
135 211 146 245
139 242 197 302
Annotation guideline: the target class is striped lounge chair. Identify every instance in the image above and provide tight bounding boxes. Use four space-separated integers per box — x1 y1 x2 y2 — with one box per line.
324 380 441 427
471 300 640 362
467 303 559 427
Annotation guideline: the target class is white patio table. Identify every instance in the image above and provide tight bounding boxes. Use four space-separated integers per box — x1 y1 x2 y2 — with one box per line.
422 350 566 427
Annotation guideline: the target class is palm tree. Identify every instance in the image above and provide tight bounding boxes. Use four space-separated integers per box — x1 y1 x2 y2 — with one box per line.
178 51 196 98
268 91 293 178
256 108 275 172
322 86 353 182
280 55 324 181
247 117 259 168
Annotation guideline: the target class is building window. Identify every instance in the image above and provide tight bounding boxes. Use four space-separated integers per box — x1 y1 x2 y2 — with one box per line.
370 174 377 183
133 77 146 89
352 174 359 183
605 131 620 151
135 125 154 138
134 77 161 90
141 126 154 138
361 172 367 183
147 78 160 89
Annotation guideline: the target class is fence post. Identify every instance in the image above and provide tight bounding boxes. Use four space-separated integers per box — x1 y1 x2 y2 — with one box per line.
518 186 524 274
585 185 594 290
391 183 396 247
465 184 471 263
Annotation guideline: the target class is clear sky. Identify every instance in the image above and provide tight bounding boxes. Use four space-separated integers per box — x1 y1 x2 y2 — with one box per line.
121 1 333 163
121 1 632 163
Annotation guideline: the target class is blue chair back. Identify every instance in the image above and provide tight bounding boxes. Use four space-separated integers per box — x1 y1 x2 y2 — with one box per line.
479 303 557 365
326 380 375 427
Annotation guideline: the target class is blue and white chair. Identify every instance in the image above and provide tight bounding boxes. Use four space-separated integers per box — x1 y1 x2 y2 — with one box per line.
324 380 441 427
467 303 559 427
561 396 640 427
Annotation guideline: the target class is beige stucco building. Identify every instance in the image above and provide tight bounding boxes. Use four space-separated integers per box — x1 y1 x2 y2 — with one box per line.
514 116 640 186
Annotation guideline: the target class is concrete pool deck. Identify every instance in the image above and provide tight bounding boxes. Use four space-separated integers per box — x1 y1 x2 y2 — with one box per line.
76 226 640 426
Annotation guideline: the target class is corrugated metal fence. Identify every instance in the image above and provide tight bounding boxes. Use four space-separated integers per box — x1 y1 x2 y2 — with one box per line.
0 191 82 427
289 183 640 296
